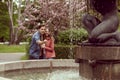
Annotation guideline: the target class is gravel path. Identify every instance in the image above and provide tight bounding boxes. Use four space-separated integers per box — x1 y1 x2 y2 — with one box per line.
0 53 25 62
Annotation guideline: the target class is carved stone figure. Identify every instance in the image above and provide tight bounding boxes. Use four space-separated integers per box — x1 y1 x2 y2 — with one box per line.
82 0 120 43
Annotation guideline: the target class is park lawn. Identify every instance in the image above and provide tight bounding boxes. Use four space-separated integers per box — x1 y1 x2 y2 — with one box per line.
0 44 26 53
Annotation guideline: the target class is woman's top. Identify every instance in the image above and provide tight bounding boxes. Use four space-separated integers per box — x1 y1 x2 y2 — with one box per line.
44 38 56 58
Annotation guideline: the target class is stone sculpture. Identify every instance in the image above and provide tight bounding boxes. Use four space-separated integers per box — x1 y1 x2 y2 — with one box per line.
82 0 120 43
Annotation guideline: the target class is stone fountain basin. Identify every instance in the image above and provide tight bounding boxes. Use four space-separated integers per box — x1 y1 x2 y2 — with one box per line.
0 59 79 80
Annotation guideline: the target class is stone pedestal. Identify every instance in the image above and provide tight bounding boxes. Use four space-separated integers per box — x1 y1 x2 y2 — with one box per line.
75 43 120 80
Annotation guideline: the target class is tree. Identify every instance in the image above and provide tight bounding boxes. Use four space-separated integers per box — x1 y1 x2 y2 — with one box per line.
2 0 27 44
0 2 10 42
6 0 15 44
19 0 86 42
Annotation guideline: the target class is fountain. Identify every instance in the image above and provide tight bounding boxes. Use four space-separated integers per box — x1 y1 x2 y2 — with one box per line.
76 0 120 80
0 59 80 80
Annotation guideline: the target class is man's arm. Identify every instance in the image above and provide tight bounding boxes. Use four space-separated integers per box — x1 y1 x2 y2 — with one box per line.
36 40 47 45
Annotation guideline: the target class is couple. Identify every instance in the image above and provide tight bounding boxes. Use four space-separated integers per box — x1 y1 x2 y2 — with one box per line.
29 25 56 59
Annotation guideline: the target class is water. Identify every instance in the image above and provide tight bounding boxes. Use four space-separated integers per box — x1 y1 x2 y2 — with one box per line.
2 69 84 80
46 70 80 80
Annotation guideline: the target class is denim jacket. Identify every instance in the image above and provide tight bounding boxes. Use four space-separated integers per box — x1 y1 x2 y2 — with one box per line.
29 31 41 59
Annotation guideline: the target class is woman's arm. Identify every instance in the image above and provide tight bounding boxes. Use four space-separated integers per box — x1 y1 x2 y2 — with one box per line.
44 39 54 51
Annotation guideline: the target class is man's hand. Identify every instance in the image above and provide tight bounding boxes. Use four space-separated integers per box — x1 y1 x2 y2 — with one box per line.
37 39 47 45
44 39 47 43
41 44 45 48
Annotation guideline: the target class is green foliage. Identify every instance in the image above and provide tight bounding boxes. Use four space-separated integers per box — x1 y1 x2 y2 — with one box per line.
55 45 77 59
0 2 10 41
25 37 32 55
21 41 31 60
57 28 88 44
0 24 9 41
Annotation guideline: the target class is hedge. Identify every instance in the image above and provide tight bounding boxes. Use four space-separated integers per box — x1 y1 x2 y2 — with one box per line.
22 44 77 60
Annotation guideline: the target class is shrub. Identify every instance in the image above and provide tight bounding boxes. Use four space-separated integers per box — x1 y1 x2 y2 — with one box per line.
55 45 77 59
21 37 31 60
57 28 88 44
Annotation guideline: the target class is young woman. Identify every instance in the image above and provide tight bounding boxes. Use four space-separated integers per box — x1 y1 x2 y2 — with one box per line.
41 29 56 59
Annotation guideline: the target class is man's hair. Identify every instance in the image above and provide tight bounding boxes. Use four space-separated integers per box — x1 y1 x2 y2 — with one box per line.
37 24 45 29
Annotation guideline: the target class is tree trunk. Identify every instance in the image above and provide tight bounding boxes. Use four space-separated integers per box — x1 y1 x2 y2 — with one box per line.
7 0 15 45
14 0 22 45
7 0 23 45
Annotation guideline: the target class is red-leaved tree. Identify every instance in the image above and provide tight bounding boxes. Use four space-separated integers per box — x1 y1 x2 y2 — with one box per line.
18 0 86 42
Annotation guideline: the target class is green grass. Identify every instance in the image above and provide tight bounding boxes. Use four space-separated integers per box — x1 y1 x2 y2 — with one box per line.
0 44 26 53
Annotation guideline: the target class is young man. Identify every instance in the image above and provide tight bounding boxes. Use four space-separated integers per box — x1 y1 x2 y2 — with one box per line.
29 25 47 59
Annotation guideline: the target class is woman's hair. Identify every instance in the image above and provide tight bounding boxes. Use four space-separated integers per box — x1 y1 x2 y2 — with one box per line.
45 29 52 38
